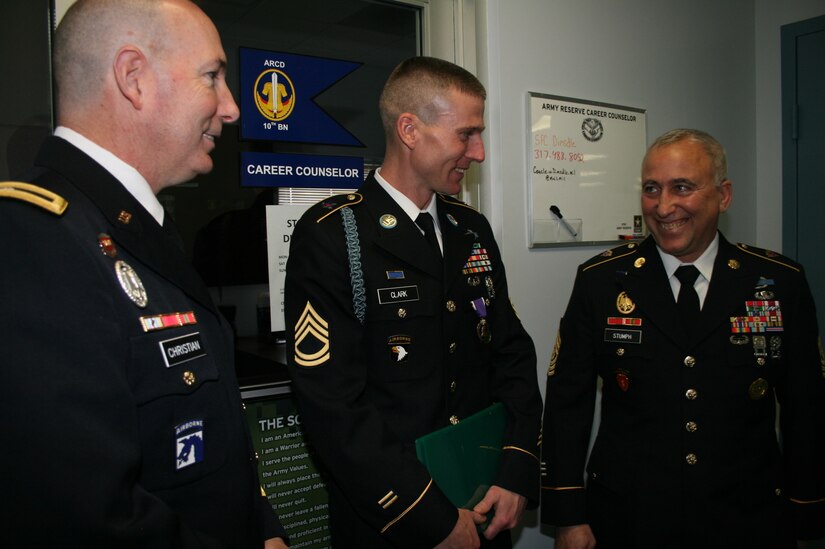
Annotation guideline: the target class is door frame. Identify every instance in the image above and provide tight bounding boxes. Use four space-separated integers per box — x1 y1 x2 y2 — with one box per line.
780 14 825 257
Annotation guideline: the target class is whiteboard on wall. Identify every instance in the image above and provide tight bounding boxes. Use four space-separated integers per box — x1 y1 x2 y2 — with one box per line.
54 0 74 27
527 92 647 248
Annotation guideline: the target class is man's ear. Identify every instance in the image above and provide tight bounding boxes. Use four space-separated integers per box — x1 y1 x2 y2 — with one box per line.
113 46 148 110
718 179 733 213
396 113 418 149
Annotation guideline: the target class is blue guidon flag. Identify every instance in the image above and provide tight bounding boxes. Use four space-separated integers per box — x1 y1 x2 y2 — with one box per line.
240 47 363 146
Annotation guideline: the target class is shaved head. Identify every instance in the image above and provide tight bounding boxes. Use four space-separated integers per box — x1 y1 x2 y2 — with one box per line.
53 0 169 117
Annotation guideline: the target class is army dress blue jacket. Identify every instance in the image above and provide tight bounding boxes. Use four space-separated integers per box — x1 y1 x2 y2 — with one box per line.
0 137 286 547
285 173 542 548
541 235 825 549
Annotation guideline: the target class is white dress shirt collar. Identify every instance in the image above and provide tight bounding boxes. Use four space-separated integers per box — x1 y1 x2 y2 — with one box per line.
54 126 165 225
658 233 719 307
374 168 441 231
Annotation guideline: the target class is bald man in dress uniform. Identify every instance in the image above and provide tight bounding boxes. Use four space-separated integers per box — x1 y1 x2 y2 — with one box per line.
0 1 286 546
541 129 825 549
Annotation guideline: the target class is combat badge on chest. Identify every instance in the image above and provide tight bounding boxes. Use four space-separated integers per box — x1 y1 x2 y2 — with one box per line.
605 291 643 392
98 233 149 308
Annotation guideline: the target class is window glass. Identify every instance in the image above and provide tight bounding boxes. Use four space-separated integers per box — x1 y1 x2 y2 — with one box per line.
159 0 421 347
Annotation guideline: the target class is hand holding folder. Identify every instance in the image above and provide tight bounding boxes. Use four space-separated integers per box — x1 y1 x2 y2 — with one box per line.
414 403 506 510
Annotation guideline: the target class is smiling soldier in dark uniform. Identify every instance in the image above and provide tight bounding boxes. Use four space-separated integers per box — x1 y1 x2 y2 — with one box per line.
541 129 825 549
285 57 542 548
0 1 286 547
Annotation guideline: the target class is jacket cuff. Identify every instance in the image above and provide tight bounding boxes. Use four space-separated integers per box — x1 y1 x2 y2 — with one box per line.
540 486 587 527
792 498 825 540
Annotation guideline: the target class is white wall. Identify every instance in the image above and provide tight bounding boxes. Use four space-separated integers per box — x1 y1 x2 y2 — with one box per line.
474 1 825 547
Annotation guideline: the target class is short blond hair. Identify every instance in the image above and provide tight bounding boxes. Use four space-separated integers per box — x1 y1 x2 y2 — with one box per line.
378 56 486 134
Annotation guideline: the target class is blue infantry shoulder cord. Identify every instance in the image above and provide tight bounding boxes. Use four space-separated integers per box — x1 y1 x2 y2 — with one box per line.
340 206 366 324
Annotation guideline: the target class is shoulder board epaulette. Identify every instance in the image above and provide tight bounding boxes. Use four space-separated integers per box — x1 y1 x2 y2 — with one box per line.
437 193 478 213
0 181 68 216
582 241 641 272
735 243 800 272
314 192 363 223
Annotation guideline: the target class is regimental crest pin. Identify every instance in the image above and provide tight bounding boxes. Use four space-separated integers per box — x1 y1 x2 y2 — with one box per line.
616 291 635 314
115 260 148 308
615 370 630 392
98 233 117 258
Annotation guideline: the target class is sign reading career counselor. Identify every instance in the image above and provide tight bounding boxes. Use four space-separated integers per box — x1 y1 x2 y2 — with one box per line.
527 92 646 248
239 47 363 146
242 152 363 189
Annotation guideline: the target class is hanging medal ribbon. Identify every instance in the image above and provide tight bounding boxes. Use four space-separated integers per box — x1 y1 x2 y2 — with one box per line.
471 297 491 344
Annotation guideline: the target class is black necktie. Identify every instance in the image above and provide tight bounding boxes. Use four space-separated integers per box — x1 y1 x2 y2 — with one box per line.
415 212 441 261
675 265 701 327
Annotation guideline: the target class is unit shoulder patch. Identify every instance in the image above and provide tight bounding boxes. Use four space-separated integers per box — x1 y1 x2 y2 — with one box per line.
314 192 363 223
0 181 68 216
735 243 800 272
581 241 640 272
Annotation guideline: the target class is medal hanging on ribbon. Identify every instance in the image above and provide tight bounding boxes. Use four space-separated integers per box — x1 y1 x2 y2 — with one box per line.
471 297 491 344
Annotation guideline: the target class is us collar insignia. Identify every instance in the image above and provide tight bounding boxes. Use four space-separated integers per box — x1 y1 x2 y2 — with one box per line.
379 214 397 229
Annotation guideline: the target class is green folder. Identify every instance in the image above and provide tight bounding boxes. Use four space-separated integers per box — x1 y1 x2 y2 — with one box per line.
415 402 507 510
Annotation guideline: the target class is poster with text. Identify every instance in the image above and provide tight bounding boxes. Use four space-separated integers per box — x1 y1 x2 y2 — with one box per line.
245 392 331 548
266 205 310 332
